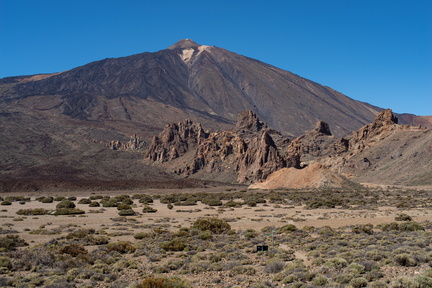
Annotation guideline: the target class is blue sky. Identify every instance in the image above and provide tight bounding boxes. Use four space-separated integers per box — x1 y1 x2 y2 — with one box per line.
1 0 431 115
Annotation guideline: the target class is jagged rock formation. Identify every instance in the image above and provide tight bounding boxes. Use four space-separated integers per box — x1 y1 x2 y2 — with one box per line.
108 134 144 150
250 109 432 188
234 110 268 133
146 111 299 183
346 109 399 152
286 120 348 163
145 120 208 163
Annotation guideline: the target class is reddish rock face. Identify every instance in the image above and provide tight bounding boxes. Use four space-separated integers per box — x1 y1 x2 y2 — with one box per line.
145 120 208 163
146 111 298 183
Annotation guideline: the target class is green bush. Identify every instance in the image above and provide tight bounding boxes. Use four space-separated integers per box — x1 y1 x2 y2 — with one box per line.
352 224 374 235
89 201 100 207
78 198 92 204
16 208 50 215
142 205 157 213
350 277 368 288
54 196 66 201
41 197 54 203
136 276 190 288
0 256 12 269
277 224 297 233
0 235 28 251
59 244 88 257
106 241 136 254
192 218 231 234
118 209 136 216
53 208 85 215
116 203 130 210
138 195 153 204
56 200 76 209
161 238 187 251
394 253 417 267
399 222 425 231
395 213 412 221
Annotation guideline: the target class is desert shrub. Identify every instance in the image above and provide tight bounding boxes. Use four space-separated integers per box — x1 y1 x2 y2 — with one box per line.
78 198 92 204
117 203 131 210
66 228 96 239
352 224 374 234
160 238 187 251
67 196 77 201
56 200 76 209
136 276 190 288
192 218 231 234
138 195 153 204
59 244 88 257
232 265 257 275
202 197 222 206
324 257 348 269
101 200 118 207
265 260 285 273
277 224 297 233
53 208 85 215
395 213 412 221
118 209 136 216
306 199 338 209
89 201 100 207
0 256 12 269
394 253 417 267
41 197 54 203
244 229 258 239
106 241 136 254
16 208 50 215
350 277 368 288
224 200 243 207
197 230 213 240
54 196 66 201
415 275 432 287
370 281 388 288
134 232 153 239
312 275 328 286
0 201 11 206
0 235 28 251
167 204 173 210
142 205 157 213
390 277 420 288
399 222 425 231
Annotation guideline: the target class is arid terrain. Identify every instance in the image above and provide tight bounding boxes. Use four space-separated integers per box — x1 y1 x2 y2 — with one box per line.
0 185 431 287
1 39 431 287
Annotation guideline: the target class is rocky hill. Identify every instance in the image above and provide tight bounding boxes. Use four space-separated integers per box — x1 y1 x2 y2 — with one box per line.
254 109 432 188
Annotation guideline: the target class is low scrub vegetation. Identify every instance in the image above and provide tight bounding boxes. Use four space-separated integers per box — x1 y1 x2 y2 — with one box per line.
0 187 430 287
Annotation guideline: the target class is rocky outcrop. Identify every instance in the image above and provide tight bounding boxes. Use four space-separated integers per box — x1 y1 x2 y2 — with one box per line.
286 120 348 163
145 120 208 163
347 109 399 152
108 134 144 150
236 131 293 183
234 110 268 133
146 111 300 184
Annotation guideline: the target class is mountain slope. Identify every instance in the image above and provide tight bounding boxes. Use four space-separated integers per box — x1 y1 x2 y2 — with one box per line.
2 39 385 137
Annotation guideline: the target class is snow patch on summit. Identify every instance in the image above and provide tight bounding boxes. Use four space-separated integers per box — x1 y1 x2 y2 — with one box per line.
179 45 211 64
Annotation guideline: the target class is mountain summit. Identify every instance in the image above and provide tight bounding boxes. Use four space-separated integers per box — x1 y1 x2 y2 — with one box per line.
168 39 202 50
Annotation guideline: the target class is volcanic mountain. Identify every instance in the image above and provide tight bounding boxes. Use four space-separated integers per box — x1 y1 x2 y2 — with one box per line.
0 39 429 191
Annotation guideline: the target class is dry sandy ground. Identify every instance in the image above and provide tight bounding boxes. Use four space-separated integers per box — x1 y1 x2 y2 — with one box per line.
2 187 432 248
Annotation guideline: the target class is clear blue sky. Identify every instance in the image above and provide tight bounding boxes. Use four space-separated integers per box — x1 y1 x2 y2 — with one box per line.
1 0 431 115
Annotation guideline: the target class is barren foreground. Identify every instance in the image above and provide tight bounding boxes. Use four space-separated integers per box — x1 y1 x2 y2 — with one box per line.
0 186 432 287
